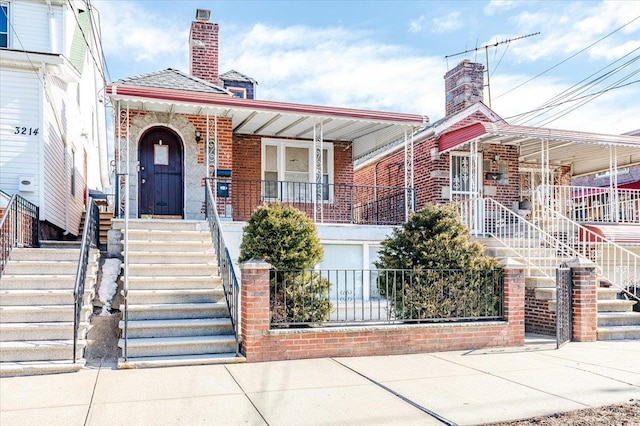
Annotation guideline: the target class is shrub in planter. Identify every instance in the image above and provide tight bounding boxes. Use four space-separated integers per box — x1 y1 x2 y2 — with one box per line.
239 204 331 323
375 203 503 320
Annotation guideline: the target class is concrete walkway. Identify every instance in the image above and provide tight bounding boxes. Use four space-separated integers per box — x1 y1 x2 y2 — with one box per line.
2 338 640 426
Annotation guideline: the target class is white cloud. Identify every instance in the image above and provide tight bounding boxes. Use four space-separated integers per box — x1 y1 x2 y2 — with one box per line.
408 15 427 33
484 0 519 16
431 12 462 34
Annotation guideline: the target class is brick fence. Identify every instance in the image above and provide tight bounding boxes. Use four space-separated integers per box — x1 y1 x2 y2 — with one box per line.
240 259 526 363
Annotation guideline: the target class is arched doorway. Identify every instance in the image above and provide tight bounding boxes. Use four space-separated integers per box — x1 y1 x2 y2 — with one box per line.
138 127 184 217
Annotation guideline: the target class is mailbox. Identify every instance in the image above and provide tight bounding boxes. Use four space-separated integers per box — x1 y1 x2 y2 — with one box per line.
217 182 230 197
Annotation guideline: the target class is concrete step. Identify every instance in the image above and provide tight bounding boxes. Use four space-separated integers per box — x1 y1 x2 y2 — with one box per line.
484 247 559 257
39 241 82 249
0 305 91 323
125 289 225 305
126 240 215 253
117 335 236 358
0 289 93 306
0 321 89 341
123 230 211 243
598 312 640 327
598 299 637 312
120 318 233 338
118 353 244 369
8 248 85 262
0 359 86 377
120 303 230 320
127 275 222 290
535 287 556 301
112 219 209 232
126 263 218 277
2 261 97 276
525 277 556 288
0 340 85 362
597 326 640 340
0 274 97 290
126 252 217 265
597 288 621 301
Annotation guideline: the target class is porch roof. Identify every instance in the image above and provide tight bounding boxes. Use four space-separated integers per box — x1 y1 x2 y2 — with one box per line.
106 84 428 160
438 122 640 176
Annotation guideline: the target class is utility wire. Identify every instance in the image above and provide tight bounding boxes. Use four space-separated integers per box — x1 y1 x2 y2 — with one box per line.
494 15 640 101
86 0 111 83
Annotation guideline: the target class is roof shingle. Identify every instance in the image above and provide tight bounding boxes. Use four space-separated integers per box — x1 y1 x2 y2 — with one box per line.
114 68 231 95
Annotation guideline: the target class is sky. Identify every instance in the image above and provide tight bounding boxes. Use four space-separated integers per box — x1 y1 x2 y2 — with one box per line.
93 0 640 135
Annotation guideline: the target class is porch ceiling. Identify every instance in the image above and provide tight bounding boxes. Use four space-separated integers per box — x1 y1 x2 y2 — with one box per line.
106 85 428 160
438 122 640 176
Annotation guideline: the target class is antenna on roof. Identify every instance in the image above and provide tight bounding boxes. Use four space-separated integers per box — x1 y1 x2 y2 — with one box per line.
445 32 540 108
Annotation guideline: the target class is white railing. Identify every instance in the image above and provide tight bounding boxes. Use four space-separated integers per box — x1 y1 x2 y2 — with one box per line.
545 185 640 224
456 198 584 279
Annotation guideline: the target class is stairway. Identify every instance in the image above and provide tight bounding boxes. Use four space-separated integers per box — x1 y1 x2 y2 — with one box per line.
0 243 98 376
114 219 242 369
597 286 640 340
79 210 112 247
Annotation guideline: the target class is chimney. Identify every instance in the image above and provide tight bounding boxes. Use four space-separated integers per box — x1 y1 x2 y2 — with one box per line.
189 9 221 86
444 59 485 116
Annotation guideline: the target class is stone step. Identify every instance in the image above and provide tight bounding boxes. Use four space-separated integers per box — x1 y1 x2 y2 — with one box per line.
112 219 209 232
0 289 93 306
120 303 230 320
123 230 211 243
0 305 91 323
597 288 622 301
126 240 215 253
2 261 97 276
118 353 244 369
597 326 640 340
39 241 82 249
0 321 89 341
126 252 217 265
126 263 218 277
120 318 233 338
0 340 85 362
598 299 637 312
0 359 86 377
0 274 96 290
598 312 640 327
127 275 222 290
124 289 225 305
8 248 85 261
117 335 236 358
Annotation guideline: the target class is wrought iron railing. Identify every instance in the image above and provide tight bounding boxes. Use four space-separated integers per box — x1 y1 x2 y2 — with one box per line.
0 194 39 277
269 268 504 327
205 179 240 354
210 177 413 225
73 197 99 363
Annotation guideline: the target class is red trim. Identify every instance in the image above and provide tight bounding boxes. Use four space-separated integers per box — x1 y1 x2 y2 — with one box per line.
620 180 640 189
107 85 427 124
438 122 488 152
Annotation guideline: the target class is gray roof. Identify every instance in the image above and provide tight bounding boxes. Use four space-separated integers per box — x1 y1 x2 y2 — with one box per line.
114 68 231 95
220 69 257 84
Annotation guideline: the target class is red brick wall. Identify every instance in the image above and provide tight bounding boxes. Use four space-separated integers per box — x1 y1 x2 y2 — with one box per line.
240 262 525 363
571 262 597 342
189 20 220 86
525 288 556 335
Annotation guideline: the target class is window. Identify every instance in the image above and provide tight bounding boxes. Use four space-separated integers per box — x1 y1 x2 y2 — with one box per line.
0 2 9 48
319 243 381 301
262 139 333 202
228 87 246 99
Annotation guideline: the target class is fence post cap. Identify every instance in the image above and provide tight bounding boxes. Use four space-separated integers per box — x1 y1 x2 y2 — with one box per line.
500 257 525 268
240 258 272 270
567 257 597 268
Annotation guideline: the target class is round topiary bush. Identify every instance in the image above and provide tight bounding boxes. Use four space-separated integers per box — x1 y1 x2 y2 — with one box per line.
375 203 503 321
239 204 331 324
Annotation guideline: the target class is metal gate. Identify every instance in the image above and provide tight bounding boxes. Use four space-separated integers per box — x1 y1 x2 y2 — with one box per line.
556 264 572 348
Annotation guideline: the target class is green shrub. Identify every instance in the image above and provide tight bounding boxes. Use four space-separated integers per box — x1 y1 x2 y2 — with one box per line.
375 203 502 320
240 204 331 323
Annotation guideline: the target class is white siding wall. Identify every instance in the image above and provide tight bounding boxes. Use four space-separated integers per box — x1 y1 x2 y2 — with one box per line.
0 69 41 207
10 1 64 53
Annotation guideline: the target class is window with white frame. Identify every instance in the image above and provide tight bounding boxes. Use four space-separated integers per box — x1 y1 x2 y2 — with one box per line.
262 139 333 202
0 2 9 48
227 87 246 99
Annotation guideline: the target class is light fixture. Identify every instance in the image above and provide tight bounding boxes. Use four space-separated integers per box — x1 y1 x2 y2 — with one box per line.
195 130 202 143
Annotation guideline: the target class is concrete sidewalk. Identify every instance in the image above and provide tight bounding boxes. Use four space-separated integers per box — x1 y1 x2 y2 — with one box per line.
2 339 640 426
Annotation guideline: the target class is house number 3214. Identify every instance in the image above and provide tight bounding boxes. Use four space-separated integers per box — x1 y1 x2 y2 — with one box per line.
14 127 39 135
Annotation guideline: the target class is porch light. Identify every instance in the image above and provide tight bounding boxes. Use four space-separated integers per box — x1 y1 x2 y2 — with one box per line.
195 130 202 143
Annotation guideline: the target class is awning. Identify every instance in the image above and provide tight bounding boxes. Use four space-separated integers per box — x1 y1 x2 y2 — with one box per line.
106 85 429 160
437 122 640 176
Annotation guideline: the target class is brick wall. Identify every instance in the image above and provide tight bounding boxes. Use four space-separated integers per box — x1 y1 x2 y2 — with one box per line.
524 288 556 335
189 20 221 86
240 261 525 363
444 60 485 116
570 260 597 342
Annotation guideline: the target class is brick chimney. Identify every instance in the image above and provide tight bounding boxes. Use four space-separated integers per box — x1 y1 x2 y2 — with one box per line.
189 9 221 86
444 60 485 116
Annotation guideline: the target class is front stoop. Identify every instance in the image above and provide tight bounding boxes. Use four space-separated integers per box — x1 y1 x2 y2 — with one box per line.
114 219 244 369
0 247 98 377
597 287 640 340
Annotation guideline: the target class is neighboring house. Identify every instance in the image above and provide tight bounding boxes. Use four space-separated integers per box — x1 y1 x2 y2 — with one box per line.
0 0 108 238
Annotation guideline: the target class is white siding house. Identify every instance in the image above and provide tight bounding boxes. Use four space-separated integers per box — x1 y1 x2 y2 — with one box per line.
0 0 107 237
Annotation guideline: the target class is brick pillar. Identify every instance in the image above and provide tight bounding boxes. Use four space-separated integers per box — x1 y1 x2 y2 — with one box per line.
569 258 598 342
502 258 525 345
240 259 272 362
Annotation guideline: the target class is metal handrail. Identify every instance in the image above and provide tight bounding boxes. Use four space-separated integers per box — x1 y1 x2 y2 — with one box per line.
205 179 241 354
549 184 640 224
73 197 99 363
0 194 39 277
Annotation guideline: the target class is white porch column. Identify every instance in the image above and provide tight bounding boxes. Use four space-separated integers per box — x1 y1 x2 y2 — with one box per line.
404 128 414 220
609 145 619 222
313 121 324 222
